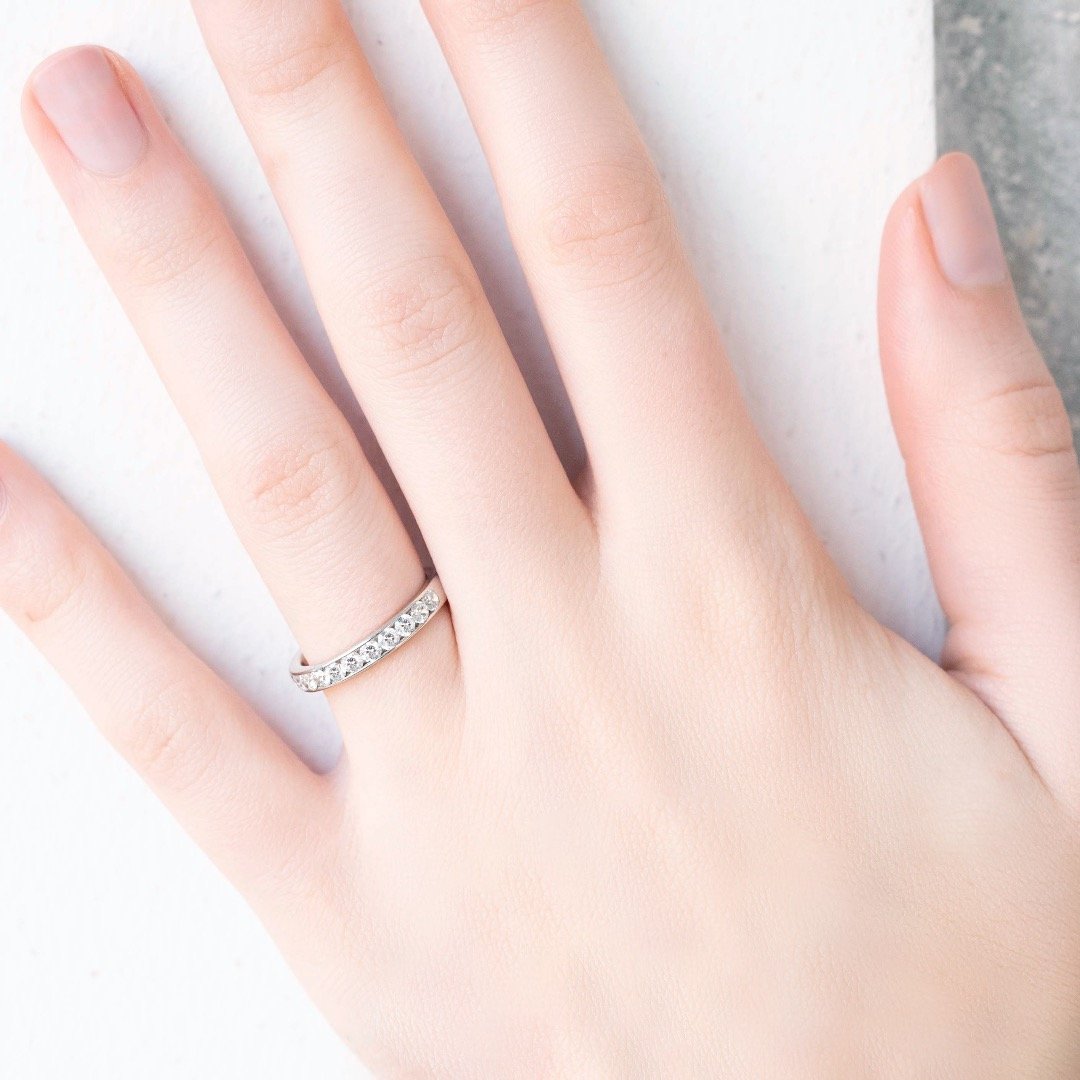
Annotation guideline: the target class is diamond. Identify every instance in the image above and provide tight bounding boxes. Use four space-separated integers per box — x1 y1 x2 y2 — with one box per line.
361 641 383 664
408 602 429 625
312 669 331 690
334 660 356 681
394 614 417 636
343 653 362 674
377 629 400 651
421 591 439 611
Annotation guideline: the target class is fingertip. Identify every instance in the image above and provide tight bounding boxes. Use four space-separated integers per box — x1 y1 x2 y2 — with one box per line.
879 175 931 297
883 171 924 229
23 45 148 178
918 152 1011 290
882 154 1014 300
878 155 1029 397
24 45 113 115
878 173 941 404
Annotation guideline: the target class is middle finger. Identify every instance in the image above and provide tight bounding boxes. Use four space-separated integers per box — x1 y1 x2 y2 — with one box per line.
190 0 589 604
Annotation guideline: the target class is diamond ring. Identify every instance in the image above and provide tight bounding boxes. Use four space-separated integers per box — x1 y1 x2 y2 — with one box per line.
290 579 446 693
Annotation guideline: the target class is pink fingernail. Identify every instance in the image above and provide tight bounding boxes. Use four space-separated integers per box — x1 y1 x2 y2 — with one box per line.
920 153 1010 288
31 47 148 177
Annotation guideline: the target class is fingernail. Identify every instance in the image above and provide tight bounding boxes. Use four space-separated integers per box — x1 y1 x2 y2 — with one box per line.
920 153 1010 288
31 47 148 177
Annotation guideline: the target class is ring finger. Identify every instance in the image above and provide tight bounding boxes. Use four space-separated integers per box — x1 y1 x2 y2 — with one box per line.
24 46 434 681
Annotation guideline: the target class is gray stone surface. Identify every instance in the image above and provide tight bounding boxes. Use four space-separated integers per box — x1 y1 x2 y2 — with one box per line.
937 1 1080 438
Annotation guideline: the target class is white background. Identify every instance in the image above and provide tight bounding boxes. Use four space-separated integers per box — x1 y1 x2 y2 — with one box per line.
0 1 936 1076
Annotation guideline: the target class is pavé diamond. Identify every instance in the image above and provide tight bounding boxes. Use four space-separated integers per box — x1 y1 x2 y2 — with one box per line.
377 629 400 650
395 614 416 636
361 642 383 663
408 602 429 625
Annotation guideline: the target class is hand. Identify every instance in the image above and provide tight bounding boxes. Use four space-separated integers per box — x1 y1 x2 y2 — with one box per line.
10 3 1080 1076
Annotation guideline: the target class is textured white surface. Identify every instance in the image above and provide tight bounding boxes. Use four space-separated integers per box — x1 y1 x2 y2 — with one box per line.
0 1 936 1076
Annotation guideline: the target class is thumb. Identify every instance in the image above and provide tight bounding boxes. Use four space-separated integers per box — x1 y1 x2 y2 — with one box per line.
879 152 1080 807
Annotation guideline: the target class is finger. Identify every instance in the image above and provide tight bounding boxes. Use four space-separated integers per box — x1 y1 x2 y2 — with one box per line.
0 444 333 905
23 46 428 674
421 0 765 527
879 153 1080 805
188 0 588 600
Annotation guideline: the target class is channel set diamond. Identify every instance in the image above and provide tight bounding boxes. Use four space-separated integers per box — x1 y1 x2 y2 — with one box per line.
290 579 444 693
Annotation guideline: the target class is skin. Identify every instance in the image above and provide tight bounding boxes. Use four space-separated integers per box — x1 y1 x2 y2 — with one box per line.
4 2 1080 1076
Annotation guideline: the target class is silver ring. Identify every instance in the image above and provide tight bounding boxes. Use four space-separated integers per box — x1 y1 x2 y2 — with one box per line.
290 578 445 693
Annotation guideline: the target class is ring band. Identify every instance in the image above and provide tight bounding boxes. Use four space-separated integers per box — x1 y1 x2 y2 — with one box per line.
290 578 446 693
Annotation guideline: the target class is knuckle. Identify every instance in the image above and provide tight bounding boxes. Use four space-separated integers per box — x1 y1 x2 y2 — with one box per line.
443 0 560 38
122 676 218 790
361 254 487 391
970 377 1078 465
21 550 93 627
538 161 673 285
21 544 92 630
121 197 227 294
237 429 365 537
0 504 97 628
241 31 348 104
